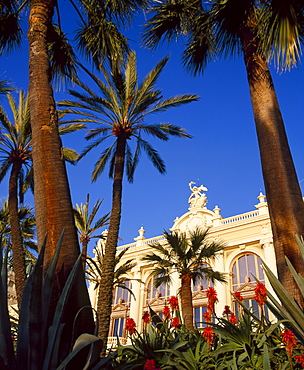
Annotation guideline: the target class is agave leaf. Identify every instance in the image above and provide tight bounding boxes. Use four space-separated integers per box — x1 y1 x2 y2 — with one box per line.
42 231 65 337
285 256 304 297
263 344 271 370
43 254 82 370
56 334 102 370
17 237 47 370
0 246 16 370
262 261 304 341
148 305 164 331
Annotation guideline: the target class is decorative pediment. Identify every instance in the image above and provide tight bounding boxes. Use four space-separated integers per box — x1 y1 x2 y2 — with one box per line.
234 282 256 300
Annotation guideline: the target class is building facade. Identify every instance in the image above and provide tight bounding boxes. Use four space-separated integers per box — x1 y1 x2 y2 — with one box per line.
88 182 278 345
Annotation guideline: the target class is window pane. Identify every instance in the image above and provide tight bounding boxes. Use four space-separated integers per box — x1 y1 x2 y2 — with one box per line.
113 318 125 337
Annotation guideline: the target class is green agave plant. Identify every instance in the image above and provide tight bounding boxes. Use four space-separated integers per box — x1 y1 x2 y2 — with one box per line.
263 235 304 342
0 233 103 370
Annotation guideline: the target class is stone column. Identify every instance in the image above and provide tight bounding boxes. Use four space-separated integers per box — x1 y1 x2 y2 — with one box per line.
213 250 227 317
129 265 142 326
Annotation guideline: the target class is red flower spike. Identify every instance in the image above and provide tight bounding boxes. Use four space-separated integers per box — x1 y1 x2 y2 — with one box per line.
125 318 136 335
229 313 237 325
144 359 161 370
295 355 304 367
223 305 231 315
171 317 180 329
254 283 267 306
234 291 243 302
202 326 214 348
168 296 179 311
142 311 150 323
281 329 297 358
163 305 171 319
203 310 212 323
206 287 218 313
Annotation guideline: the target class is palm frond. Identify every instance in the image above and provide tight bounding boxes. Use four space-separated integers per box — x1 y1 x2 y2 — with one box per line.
145 94 199 115
47 24 78 87
135 137 166 174
143 0 189 50
57 122 86 135
61 147 79 164
75 15 129 68
0 80 13 96
78 135 112 160
0 11 22 55
92 143 116 181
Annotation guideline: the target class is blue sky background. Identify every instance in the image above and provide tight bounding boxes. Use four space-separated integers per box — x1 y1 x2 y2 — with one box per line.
1 7 304 252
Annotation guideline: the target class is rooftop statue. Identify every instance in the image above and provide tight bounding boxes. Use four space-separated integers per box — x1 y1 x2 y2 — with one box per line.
188 181 208 209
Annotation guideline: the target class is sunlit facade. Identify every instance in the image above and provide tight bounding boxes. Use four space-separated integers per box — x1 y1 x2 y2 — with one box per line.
88 182 278 344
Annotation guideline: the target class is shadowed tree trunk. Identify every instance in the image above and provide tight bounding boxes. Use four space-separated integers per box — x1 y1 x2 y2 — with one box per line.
28 0 94 354
180 273 194 330
8 161 26 307
97 135 126 355
241 24 304 306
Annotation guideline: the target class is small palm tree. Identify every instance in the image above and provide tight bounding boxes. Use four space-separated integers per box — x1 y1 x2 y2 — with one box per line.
60 50 199 345
0 200 37 273
73 193 110 270
86 245 137 299
142 228 226 330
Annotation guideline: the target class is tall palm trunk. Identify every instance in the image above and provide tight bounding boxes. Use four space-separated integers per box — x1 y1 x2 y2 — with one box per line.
8 161 26 307
241 25 304 306
28 0 93 347
180 273 194 330
97 135 126 354
80 237 89 270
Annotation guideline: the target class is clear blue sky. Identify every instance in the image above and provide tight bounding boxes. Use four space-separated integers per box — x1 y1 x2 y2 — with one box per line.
1 7 304 252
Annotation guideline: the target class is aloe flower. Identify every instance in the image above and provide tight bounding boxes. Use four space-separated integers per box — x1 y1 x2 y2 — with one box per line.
206 287 218 313
202 326 214 348
168 296 179 311
254 283 267 306
163 305 171 320
125 318 136 335
281 329 297 358
142 311 150 324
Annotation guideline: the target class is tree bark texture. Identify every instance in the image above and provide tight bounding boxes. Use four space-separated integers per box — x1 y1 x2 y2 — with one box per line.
97 136 126 355
241 26 304 306
8 162 27 307
28 0 94 356
180 274 194 330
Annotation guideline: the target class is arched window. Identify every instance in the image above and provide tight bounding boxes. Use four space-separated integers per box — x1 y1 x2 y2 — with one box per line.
192 266 214 328
113 280 132 305
110 280 132 340
145 274 171 312
231 253 267 317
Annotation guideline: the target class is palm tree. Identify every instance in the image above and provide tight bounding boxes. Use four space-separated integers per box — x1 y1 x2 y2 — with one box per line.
0 200 37 270
0 91 85 306
0 91 31 306
73 193 110 270
86 245 137 298
142 228 226 330
59 50 199 347
143 0 304 304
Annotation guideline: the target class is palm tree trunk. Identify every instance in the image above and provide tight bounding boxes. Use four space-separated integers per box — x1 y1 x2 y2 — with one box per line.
180 274 194 330
81 238 89 270
28 0 94 349
8 162 26 307
241 26 304 306
97 135 126 355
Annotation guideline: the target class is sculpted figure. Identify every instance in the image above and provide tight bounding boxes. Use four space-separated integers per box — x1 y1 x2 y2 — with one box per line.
188 181 208 208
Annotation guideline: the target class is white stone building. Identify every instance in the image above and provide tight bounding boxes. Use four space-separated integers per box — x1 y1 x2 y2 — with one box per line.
88 182 278 345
